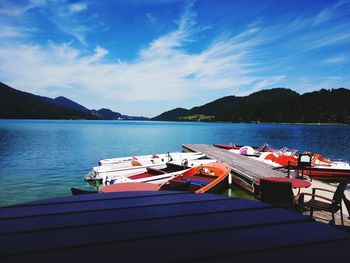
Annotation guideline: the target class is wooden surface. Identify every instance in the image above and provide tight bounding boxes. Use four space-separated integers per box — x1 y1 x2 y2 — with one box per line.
183 144 288 181
1 191 350 262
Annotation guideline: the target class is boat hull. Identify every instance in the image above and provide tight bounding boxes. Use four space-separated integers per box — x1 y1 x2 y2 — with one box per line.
301 167 350 182
103 159 217 186
159 162 231 194
85 153 208 181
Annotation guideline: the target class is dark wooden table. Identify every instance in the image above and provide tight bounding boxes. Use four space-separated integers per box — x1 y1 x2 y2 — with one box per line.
1 191 350 262
255 177 312 189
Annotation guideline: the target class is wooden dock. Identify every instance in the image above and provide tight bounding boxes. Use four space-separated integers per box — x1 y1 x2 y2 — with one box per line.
183 144 350 226
1 191 350 262
183 144 288 191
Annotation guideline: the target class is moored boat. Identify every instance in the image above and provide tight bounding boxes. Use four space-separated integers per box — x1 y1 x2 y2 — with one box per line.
98 151 204 166
70 187 98 195
84 152 209 182
159 162 231 193
216 142 350 182
100 182 161 193
214 143 277 154
103 159 217 185
296 154 350 182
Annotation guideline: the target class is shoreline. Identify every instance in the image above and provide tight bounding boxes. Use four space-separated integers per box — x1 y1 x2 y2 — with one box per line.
0 118 349 126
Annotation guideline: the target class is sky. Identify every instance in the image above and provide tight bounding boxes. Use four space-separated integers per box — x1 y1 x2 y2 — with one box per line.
0 0 349 117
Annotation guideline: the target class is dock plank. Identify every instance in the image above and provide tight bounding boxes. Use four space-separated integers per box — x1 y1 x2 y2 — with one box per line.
0 192 226 219
0 198 268 235
0 208 313 256
183 144 288 181
1 191 349 262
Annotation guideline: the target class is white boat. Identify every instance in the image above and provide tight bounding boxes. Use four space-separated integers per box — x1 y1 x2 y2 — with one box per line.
98 151 203 166
103 159 218 185
84 152 208 181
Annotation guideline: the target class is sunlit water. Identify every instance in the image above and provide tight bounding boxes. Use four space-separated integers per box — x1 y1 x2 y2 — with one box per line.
0 120 349 207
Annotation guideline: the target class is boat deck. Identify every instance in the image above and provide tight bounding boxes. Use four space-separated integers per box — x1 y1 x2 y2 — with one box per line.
1 191 350 262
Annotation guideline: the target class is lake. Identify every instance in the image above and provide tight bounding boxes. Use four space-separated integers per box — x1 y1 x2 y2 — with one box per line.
0 119 349 207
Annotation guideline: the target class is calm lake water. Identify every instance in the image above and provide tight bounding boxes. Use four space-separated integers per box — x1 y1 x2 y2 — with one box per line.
0 119 349 207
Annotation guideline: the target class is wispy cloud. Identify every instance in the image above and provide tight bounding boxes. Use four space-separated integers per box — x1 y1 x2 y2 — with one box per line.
68 2 88 13
0 0 45 16
324 55 348 64
0 0 93 45
146 13 157 27
44 1 91 45
313 0 350 26
290 76 350 94
0 25 36 39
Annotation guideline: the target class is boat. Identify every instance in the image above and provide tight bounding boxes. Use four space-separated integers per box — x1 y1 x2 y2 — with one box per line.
98 151 204 166
159 162 231 194
103 159 217 185
216 142 350 182
213 144 245 150
294 153 350 182
70 187 98 195
261 149 350 182
100 182 161 193
84 152 209 182
214 143 277 154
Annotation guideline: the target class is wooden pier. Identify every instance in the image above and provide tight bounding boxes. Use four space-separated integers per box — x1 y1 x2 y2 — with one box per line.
183 144 288 192
1 191 350 262
183 144 350 227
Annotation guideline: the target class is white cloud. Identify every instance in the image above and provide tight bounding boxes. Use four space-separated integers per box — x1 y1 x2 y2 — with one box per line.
69 2 88 13
30 1 92 45
324 56 348 64
0 0 45 16
0 25 29 38
250 76 286 94
290 76 350 94
0 0 93 45
146 13 157 26
313 0 350 26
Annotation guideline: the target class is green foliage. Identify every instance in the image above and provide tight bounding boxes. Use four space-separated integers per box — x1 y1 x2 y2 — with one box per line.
178 114 215 122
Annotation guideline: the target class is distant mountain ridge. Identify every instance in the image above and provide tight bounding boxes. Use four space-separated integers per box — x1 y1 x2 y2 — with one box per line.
0 82 148 120
53 96 91 113
153 88 350 124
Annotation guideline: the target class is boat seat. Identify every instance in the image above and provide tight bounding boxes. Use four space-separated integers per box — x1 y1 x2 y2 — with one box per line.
185 179 209 186
160 179 191 191
193 173 218 179
166 162 186 172
147 167 166 175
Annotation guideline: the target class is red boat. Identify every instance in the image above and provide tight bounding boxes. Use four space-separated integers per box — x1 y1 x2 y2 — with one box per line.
213 143 277 153
265 151 350 182
159 162 231 193
296 154 350 182
213 144 244 150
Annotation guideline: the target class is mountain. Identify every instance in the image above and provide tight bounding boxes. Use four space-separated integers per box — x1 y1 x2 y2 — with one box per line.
0 82 96 119
53 96 91 113
121 115 149 121
0 82 148 120
153 88 350 124
91 108 122 120
151 108 189 121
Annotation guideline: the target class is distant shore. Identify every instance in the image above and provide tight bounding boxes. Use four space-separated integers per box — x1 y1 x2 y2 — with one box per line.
0 118 349 126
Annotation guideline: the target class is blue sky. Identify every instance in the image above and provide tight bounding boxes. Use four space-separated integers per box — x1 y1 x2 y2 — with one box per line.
0 0 349 117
